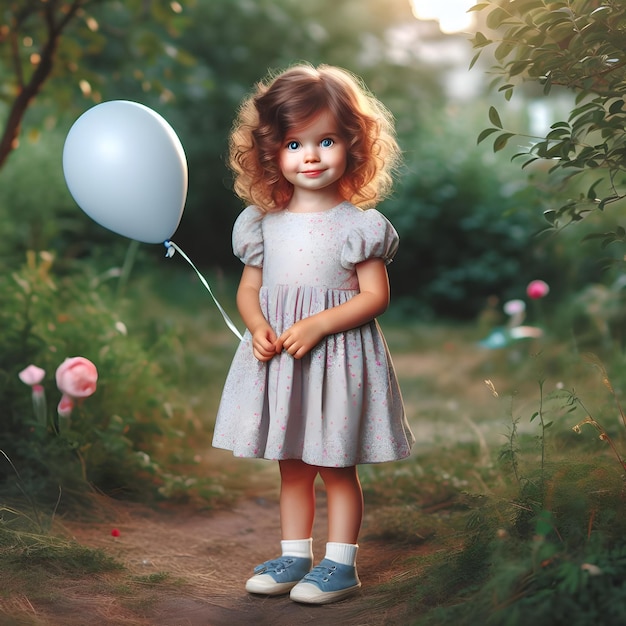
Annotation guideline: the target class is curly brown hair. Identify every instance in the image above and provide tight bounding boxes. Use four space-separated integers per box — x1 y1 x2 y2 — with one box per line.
228 64 401 213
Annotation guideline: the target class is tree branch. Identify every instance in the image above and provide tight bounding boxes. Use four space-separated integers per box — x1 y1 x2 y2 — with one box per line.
0 0 87 168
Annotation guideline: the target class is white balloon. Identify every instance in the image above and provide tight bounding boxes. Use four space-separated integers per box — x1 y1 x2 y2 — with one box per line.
63 100 188 244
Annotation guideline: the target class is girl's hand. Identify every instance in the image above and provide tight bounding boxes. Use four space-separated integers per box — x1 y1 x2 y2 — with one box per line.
276 258 390 360
251 323 279 362
276 317 325 359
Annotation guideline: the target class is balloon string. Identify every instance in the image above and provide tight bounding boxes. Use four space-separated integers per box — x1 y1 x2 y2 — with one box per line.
164 240 244 342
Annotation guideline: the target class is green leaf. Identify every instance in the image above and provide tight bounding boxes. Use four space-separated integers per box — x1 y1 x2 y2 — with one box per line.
546 128 569 140
494 132 515 152
468 3 490 13
477 127 499 144
488 106 503 128
542 72 552 96
598 195 622 210
508 60 531 76
543 209 557 224
495 41 515 61
587 179 604 200
469 51 482 71
486 6 510 30
470 31 493 49
590 6 611 19
521 157 539 168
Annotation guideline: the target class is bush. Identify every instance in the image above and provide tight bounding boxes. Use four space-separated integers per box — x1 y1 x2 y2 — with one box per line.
0 250 208 506
404 365 626 625
385 106 560 319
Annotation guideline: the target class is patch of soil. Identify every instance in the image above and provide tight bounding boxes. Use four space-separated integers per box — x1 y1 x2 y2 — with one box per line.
6 481 431 626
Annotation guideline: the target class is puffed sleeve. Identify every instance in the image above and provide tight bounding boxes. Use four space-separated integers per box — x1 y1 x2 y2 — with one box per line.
232 205 264 267
341 209 399 269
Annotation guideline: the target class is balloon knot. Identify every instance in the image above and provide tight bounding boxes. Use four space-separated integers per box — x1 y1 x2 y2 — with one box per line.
164 240 176 258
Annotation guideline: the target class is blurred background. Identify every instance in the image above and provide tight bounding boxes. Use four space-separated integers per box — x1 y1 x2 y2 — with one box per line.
2 0 608 321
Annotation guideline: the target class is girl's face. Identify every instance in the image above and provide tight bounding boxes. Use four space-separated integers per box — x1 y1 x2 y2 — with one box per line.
278 110 347 196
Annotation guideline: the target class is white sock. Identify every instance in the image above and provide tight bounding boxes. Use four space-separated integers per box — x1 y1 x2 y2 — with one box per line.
325 542 358 567
281 538 313 560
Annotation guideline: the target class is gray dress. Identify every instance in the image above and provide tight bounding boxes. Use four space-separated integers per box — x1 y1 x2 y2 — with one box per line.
212 202 414 467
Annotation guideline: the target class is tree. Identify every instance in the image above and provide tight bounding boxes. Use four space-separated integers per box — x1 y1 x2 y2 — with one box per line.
0 0 191 169
470 0 626 246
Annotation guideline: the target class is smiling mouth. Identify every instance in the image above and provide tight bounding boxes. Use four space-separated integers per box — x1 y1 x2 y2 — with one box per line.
301 169 325 176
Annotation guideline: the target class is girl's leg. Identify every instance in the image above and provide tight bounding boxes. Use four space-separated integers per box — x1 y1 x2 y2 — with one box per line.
245 459 317 596
279 459 318 539
318 465 363 544
290 465 363 604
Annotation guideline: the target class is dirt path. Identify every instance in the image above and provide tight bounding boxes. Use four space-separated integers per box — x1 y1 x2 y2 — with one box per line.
28 482 428 626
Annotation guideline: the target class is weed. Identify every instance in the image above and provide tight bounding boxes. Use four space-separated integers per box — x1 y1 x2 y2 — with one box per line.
569 354 626 473
407 354 626 625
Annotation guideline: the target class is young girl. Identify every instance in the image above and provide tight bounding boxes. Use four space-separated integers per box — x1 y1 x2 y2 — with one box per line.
213 63 414 605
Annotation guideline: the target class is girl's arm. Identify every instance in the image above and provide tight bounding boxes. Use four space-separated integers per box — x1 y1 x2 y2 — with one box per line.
275 258 390 359
237 265 278 361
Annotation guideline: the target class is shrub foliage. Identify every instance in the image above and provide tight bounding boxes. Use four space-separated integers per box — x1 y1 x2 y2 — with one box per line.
471 0 626 244
0 251 205 506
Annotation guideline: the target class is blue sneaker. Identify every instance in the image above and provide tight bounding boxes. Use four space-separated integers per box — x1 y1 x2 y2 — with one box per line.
289 558 361 604
245 556 312 595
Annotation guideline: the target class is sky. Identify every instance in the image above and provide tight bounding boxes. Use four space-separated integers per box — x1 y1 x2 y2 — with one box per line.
410 0 476 34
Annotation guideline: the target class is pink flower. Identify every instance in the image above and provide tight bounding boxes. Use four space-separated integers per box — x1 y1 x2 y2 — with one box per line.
18 365 46 386
57 393 75 418
527 280 550 300
503 299 526 316
55 357 97 422
56 357 98 398
18 365 48 426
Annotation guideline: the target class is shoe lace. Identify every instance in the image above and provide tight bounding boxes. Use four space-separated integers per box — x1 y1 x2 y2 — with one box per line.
254 556 296 575
303 563 337 583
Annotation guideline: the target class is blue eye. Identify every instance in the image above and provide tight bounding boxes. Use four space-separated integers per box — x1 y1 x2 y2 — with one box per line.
286 141 300 151
321 138 334 148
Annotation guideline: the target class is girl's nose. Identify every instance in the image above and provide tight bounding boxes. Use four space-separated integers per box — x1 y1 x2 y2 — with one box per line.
303 146 320 162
